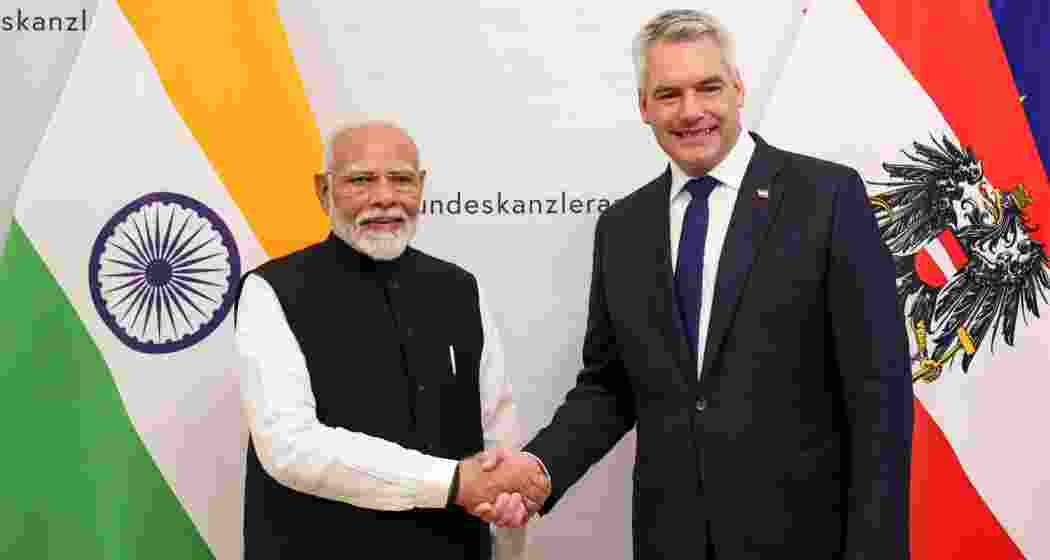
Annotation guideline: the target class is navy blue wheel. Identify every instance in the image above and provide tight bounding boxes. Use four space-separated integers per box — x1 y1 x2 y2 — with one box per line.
89 192 241 354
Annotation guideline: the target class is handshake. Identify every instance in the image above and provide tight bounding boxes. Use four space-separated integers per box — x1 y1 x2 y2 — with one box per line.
452 448 551 528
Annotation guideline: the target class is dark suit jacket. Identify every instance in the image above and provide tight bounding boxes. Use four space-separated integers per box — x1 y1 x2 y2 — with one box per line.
524 133 913 559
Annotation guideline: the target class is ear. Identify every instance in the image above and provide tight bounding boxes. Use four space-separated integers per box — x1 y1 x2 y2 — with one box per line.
314 173 330 213
733 67 746 109
418 169 427 199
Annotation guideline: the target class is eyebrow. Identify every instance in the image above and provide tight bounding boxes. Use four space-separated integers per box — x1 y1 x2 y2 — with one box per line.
337 163 418 174
651 75 725 96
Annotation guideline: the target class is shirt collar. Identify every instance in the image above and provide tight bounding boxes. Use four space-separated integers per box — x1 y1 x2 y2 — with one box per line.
669 128 756 202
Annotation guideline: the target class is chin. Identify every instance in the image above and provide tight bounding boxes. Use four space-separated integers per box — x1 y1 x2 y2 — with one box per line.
348 221 417 261
666 147 717 173
686 147 726 172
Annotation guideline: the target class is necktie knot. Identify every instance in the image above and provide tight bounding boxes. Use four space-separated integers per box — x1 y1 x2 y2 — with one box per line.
685 176 719 201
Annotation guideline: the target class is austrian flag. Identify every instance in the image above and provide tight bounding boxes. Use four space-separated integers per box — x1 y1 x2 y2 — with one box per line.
759 0 1049 558
915 229 969 288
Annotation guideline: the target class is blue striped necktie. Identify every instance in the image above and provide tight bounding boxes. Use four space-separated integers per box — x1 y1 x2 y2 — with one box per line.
674 175 719 359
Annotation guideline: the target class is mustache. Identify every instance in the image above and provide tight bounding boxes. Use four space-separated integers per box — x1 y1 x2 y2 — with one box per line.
353 207 410 226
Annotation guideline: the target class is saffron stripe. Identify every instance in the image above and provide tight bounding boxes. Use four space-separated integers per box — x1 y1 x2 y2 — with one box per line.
116 0 327 259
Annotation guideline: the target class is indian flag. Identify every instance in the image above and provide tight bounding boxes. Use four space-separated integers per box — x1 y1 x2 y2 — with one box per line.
0 0 325 557
759 1 1049 558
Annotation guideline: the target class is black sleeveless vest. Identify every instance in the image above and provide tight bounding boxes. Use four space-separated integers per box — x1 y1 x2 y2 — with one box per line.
241 234 491 559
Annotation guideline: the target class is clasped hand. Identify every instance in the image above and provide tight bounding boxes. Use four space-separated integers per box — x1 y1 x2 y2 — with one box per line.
453 448 550 528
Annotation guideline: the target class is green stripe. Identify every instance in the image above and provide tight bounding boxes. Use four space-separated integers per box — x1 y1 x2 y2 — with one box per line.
0 222 213 559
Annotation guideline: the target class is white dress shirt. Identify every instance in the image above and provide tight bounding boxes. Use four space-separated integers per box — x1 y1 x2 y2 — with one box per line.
532 131 759 493
235 272 525 558
669 129 757 378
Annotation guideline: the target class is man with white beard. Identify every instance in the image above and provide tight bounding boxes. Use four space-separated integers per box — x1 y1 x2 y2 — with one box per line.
234 121 546 559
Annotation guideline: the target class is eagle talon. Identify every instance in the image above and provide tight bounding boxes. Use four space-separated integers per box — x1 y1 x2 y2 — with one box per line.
913 359 942 384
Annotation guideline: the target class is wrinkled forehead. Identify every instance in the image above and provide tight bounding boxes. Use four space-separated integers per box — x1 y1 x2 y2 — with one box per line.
330 126 420 172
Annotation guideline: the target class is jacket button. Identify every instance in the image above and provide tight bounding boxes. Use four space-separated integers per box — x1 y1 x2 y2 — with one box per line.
389 279 399 289
418 384 425 392
406 327 414 337
695 397 708 412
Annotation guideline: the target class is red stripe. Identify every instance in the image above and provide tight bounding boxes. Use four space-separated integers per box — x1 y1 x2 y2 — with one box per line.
915 249 948 288
937 229 969 269
911 399 1025 559
857 0 1049 246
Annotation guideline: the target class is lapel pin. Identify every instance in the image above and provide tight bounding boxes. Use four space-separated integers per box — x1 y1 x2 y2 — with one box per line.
756 188 769 199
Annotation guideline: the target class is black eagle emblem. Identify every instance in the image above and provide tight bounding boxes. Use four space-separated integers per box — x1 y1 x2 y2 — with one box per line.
868 134 1050 382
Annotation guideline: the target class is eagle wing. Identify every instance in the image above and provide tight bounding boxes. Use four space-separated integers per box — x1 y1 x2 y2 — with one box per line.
870 135 971 255
929 215 1050 371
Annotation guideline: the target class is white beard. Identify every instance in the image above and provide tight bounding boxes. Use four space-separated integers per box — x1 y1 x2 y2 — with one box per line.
329 198 416 261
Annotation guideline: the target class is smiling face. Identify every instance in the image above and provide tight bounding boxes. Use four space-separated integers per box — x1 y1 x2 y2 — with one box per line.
316 124 425 260
639 36 745 176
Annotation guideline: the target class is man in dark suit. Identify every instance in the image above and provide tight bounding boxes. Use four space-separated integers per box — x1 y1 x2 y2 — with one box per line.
479 8 913 559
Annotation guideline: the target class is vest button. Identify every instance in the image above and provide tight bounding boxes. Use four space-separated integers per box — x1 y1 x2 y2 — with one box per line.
695 397 708 412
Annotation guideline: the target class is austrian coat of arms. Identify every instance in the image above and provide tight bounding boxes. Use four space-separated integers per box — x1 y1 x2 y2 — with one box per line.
868 134 1050 383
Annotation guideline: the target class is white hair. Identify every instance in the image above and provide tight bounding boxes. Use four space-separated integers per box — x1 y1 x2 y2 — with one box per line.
322 117 420 172
632 9 738 90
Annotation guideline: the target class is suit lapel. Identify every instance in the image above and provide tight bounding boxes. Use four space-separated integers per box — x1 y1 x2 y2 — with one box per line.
636 168 697 384
698 134 788 392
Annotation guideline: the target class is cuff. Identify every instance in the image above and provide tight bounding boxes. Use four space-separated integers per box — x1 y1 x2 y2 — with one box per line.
416 456 459 509
521 451 551 487
446 462 461 507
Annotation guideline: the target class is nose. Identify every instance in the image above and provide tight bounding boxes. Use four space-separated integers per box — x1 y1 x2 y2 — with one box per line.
678 90 705 122
369 178 398 207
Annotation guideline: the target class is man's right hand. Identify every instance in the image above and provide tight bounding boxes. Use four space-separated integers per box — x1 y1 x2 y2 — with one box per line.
454 449 550 526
